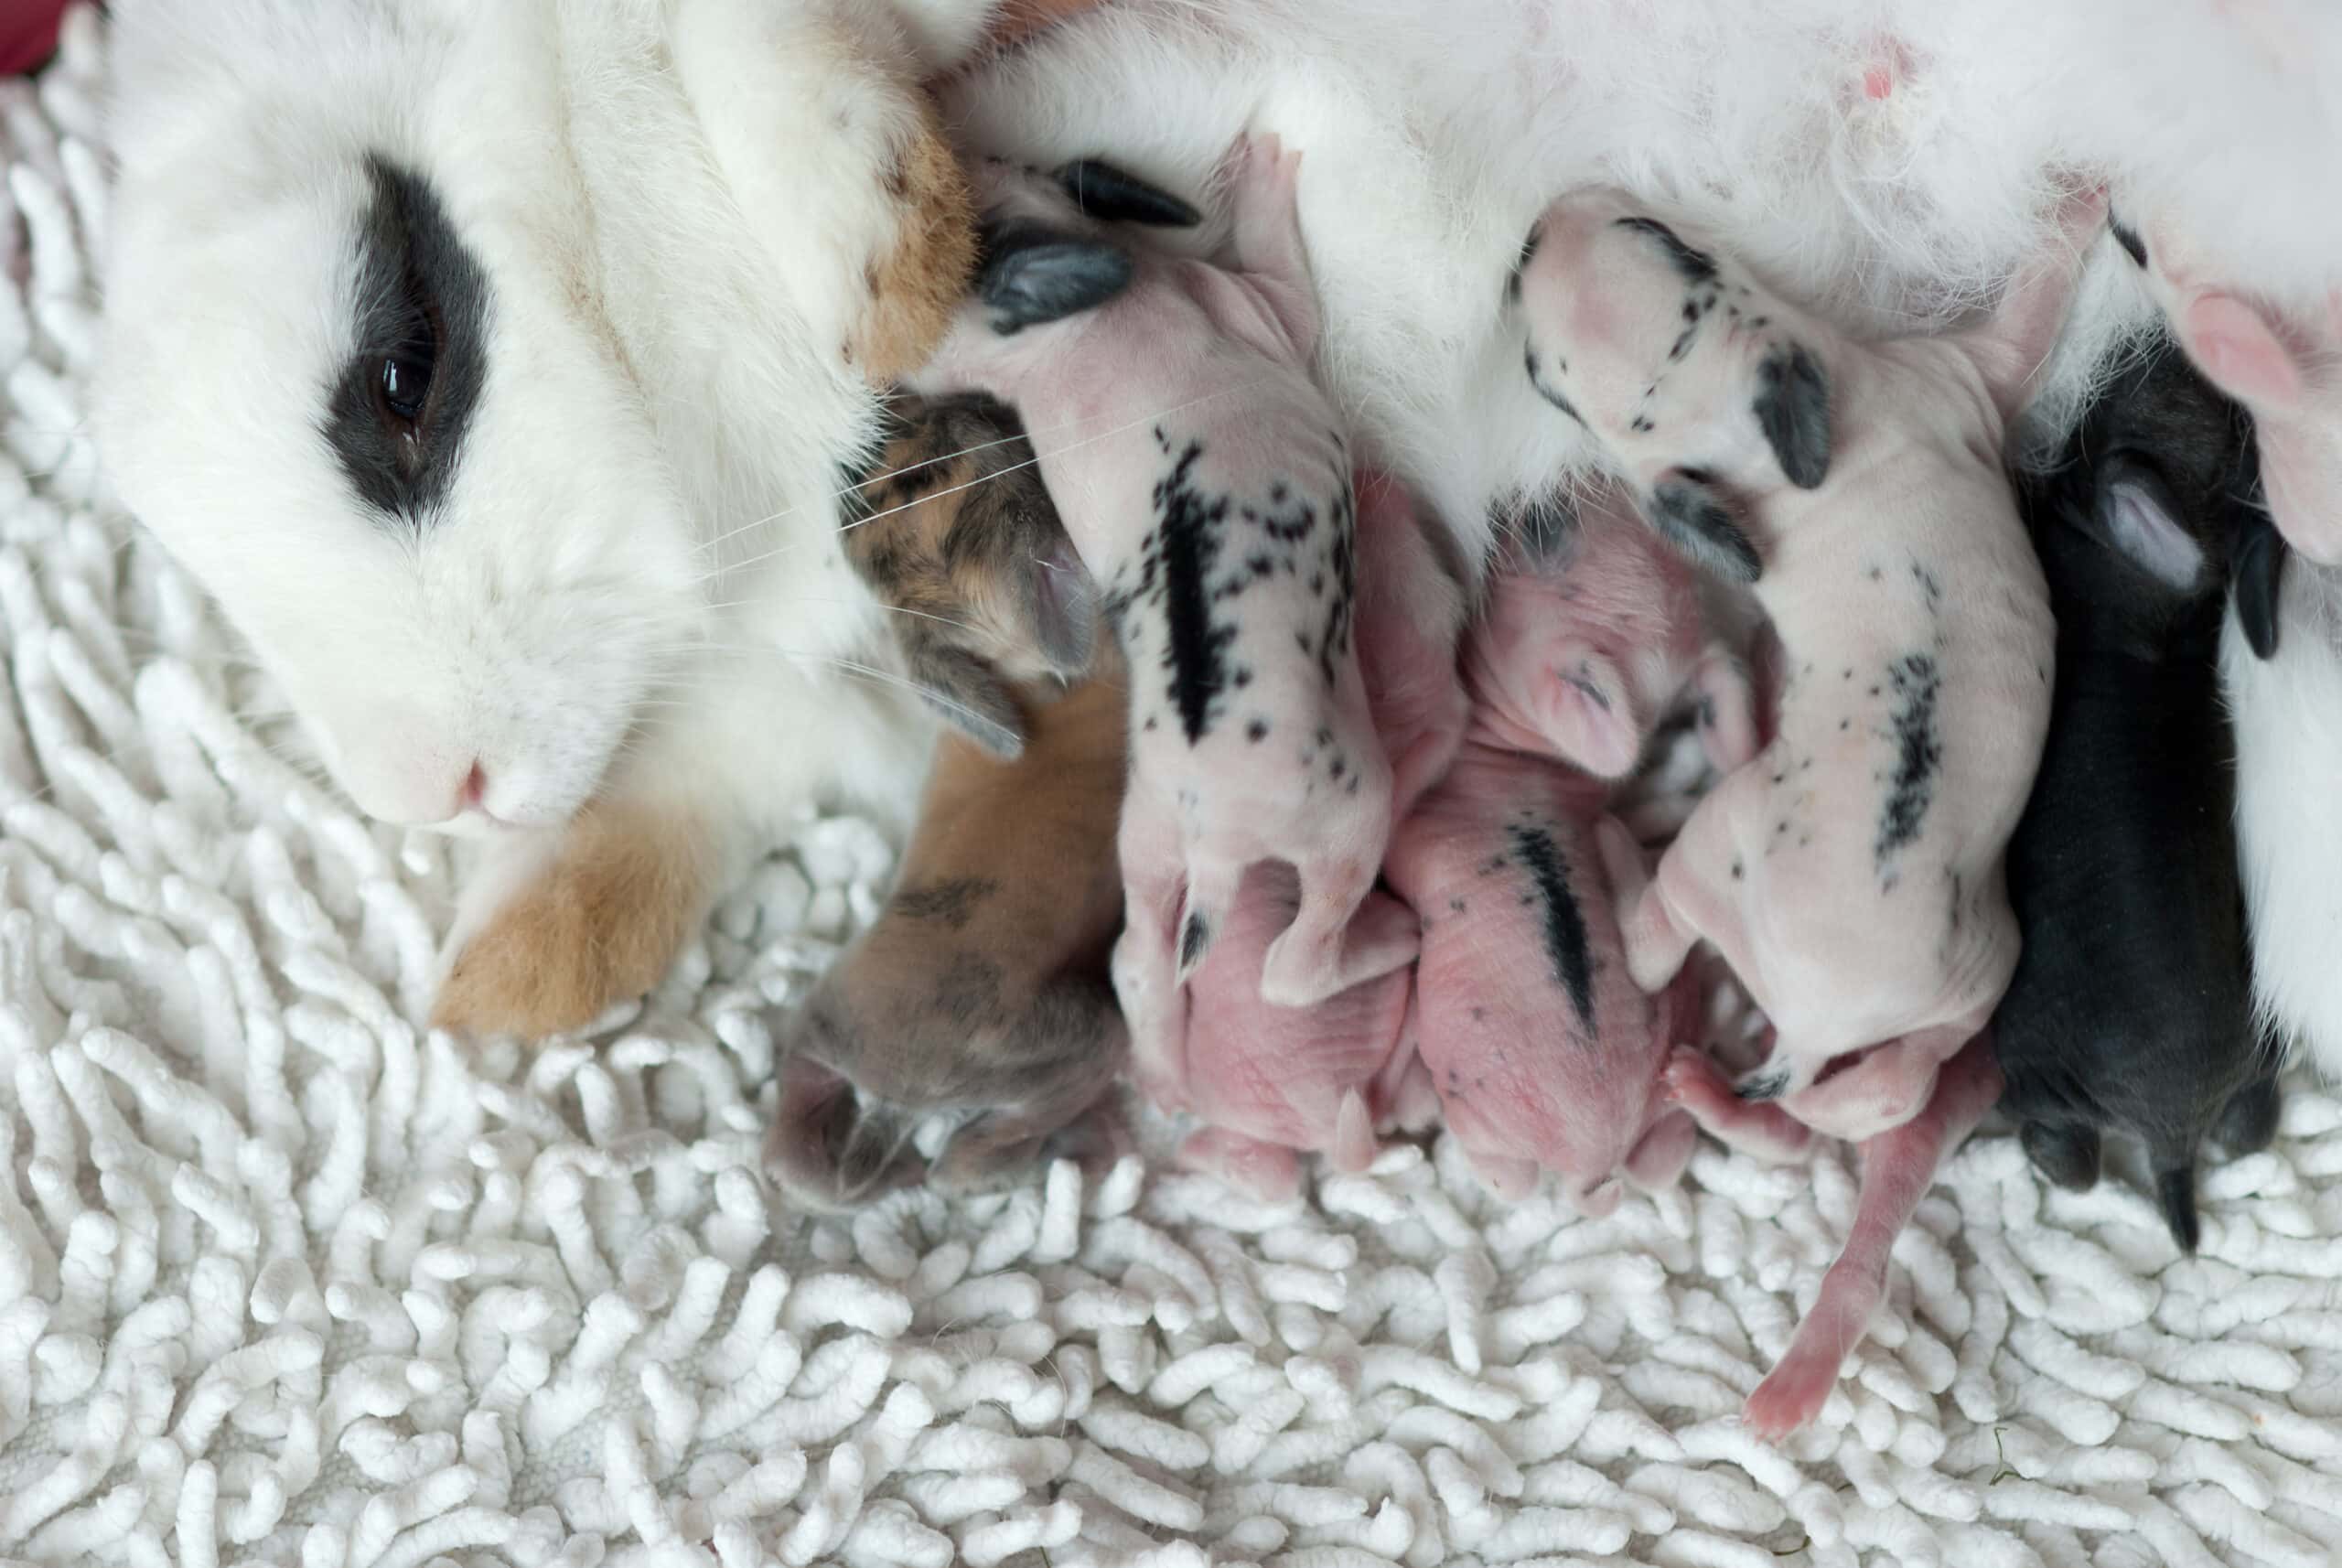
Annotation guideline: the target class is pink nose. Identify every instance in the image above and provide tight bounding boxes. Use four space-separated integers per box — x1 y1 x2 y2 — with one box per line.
457 762 488 815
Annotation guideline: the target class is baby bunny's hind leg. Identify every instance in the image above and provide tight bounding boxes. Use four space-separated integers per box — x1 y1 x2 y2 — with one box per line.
1260 869 1417 1009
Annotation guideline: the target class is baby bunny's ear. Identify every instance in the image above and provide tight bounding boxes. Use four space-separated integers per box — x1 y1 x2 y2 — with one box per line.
1023 528 1098 678
1750 341 1832 489
2230 501 2287 660
1055 159 1204 228
1642 469 1762 585
2093 461 2208 592
975 220 1134 332
904 631 1030 757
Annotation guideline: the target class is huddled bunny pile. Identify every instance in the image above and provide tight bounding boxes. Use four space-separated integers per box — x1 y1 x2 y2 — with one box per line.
77 0 2342 1469
762 127 2315 1439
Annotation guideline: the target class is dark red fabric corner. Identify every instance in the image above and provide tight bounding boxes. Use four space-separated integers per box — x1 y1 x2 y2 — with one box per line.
2 0 70 79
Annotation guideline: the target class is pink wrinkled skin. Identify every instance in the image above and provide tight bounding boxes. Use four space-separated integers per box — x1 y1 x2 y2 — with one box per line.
2123 212 2342 564
1518 187 2099 1140
1468 486 1756 779
1387 745 1698 1208
1354 464 1472 820
1155 467 1463 1198
1166 863 1417 1201
911 134 1413 1110
1380 489 1727 1205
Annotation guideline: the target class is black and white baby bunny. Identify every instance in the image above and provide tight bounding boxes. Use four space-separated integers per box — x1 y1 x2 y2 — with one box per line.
1994 341 2284 1251
92 0 1024 1036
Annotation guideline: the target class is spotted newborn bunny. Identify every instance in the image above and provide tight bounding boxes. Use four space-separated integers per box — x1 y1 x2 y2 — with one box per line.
765 395 1126 1208
906 133 1412 1112
1144 467 1467 1200
1515 185 2102 1143
1386 483 1735 1207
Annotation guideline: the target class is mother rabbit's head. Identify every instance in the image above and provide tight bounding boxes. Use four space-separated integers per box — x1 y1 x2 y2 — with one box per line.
92 0 984 835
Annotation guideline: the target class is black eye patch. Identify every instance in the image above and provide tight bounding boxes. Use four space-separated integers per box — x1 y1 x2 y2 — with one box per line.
324 155 489 525
323 157 487 529
1613 215 1718 285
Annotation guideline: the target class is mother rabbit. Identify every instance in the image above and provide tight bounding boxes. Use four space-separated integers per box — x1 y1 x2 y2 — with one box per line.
93 0 1091 1035
95 0 2342 1036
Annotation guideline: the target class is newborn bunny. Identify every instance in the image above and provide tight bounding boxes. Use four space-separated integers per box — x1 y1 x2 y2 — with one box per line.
1385 484 1729 1207
766 395 1126 1208
94 0 994 1036
1516 185 2100 1142
1995 345 2284 1251
1143 467 1464 1200
906 133 1412 1109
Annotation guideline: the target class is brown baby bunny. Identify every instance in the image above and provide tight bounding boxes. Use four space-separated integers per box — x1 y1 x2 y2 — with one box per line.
766 394 1129 1209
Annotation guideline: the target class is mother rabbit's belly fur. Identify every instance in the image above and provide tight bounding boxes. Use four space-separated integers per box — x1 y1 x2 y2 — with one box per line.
947 0 2342 569
93 0 2342 1033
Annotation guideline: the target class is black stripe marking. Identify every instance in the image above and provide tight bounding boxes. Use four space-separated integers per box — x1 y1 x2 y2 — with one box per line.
1613 215 1718 283
1153 441 1237 742
1509 823 1596 1033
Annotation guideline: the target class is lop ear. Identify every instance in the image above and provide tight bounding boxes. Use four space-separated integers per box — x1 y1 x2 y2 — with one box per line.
2231 503 2287 660
1056 159 1204 227
904 634 1029 757
1751 342 1832 489
1024 530 1099 677
1643 470 1762 584
2094 461 2207 591
976 220 1133 333
2176 291 2306 411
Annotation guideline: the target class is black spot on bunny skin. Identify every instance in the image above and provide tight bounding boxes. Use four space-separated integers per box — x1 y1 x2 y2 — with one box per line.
328 155 490 524
1507 823 1597 1034
1181 910 1211 970
1735 1063 1790 1102
892 876 997 930
1525 349 1588 427
1613 216 1718 284
1875 650 1943 868
1508 222 1544 302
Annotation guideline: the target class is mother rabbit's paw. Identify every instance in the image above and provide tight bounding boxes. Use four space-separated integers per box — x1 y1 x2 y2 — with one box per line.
432 800 715 1039
849 106 976 381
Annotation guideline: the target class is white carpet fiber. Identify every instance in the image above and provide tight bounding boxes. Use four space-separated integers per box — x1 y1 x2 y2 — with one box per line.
5 14 2342 1567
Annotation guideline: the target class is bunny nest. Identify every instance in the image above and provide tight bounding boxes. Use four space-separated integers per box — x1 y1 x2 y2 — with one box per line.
6 14 2342 1568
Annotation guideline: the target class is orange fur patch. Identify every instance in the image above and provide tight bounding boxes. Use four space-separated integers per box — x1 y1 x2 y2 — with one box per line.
432 800 714 1039
849 110 975 383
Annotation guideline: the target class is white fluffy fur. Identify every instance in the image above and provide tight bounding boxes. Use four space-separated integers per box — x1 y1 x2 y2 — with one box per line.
89 0 2342 970
945 0 2342 554
2223 569 2342 1079
93 0 983 950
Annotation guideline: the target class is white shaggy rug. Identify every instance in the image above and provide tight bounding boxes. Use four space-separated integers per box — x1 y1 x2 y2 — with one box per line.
5 13 2342 1568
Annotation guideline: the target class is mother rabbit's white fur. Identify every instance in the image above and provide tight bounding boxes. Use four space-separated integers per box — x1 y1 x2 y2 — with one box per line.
95 0 998 1033
943 0 2342 562
93 0 2342 1037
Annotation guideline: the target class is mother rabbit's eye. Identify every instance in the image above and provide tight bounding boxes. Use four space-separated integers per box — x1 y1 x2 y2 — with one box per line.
377 310 437 425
